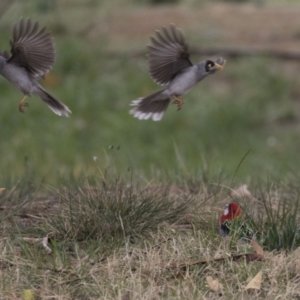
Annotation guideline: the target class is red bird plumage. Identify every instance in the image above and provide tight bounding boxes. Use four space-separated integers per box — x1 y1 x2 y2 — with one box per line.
219 202 243 236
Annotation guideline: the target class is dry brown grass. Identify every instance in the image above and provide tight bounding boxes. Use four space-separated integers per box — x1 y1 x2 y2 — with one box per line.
1 178 300 299
1 225 300 299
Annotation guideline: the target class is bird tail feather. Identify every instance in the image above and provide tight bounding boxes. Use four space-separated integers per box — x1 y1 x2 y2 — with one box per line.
35 87 71 117
129 90 170 121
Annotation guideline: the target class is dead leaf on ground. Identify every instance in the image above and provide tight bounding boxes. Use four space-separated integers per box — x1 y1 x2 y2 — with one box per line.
22 289 35 300
230 185 253 199
229 185 264 216
245 270 262 290
250 240 264 256
21 237 52 253
206 276 223 292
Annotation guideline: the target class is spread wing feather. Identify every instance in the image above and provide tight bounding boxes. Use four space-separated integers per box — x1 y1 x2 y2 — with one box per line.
7 18 55 77
148 24 192 86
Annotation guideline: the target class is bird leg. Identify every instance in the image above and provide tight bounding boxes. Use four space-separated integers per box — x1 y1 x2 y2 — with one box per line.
19 95 29 113
173 96 185 111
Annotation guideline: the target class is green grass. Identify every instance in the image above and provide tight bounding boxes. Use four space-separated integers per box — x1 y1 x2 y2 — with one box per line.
45 178 192 242
0 51 298 183
0 2 300 183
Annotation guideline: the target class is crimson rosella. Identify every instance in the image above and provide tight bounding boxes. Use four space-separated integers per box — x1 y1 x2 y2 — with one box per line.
219 202 243 237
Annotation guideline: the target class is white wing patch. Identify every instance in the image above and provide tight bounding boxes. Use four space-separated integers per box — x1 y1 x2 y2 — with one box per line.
223 204 229 216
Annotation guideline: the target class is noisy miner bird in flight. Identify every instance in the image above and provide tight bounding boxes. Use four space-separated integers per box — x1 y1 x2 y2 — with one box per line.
130 24 225 121
0 18 71 116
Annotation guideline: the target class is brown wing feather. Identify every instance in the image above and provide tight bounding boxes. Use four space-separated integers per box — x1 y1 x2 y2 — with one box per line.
147 24 192 86
8 18 55 77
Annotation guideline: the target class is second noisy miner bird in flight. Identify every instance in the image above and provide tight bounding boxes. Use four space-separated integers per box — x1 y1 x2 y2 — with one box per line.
0 18 71 116
130 24 225 121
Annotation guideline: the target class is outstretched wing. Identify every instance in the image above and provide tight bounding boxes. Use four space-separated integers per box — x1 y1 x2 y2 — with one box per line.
148 24 192 86
8 18 55 77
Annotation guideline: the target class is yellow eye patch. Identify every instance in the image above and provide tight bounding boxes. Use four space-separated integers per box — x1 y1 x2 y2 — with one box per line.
207 63 213 68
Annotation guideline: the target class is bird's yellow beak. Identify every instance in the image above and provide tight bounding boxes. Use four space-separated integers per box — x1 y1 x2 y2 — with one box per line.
215 63 223 70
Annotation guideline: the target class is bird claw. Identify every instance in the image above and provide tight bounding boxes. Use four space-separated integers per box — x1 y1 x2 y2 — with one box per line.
173 97 185 111
19 102 29 113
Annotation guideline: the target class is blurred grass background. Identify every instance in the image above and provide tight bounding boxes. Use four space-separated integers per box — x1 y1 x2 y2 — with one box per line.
1 0 300 184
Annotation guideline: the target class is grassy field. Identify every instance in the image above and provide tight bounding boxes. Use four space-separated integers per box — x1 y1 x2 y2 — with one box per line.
2 174 300 299
1 0 300 299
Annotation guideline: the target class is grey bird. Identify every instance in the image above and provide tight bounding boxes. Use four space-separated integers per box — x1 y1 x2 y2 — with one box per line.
0 18 71 116
130 24 225 121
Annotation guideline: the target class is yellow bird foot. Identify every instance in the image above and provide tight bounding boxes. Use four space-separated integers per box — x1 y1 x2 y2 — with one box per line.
19 95 29 113
19 102 29 113
173 96 185 111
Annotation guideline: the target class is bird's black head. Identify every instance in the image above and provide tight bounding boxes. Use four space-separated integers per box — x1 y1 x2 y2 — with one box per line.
205 60 216 72
205 60 224 73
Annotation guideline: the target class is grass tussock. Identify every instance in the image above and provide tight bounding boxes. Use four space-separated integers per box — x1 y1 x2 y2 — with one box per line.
242 183 300 252
45 178 193 242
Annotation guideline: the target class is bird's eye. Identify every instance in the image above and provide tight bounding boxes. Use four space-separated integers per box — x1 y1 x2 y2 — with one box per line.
205 61 215 72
